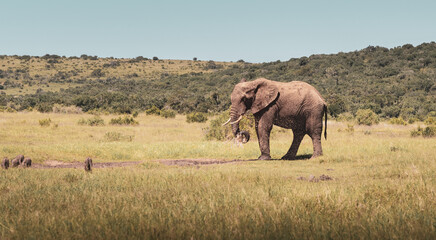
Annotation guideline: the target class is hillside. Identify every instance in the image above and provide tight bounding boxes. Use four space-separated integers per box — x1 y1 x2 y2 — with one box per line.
1 43 435 119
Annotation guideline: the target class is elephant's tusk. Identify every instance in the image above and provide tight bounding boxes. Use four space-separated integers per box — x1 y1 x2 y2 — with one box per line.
222 118 232 126
230 115 243 125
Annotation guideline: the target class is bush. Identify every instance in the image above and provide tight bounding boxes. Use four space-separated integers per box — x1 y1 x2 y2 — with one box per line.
145 106 175 118
422 126 436 137
424 117 436 125
36 103 53 113
410 126 423 137
39 118 51 127
52 104 83 114
145 106 161 116
389 117 408 125
132 111 139 118
205 110 255 141
186 112 208 123
411 126 436 137
356 109 379 126
109 116 139 125
408 118 418 124
78 116 105 126
160 109 176 118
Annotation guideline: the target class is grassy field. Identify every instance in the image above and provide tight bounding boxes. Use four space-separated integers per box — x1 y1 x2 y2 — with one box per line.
0 112 435 239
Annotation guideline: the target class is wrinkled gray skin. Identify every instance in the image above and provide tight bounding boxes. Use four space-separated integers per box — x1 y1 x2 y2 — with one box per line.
84 157 93 171
23 158 32 167
229 78 327 160
1 157 9 169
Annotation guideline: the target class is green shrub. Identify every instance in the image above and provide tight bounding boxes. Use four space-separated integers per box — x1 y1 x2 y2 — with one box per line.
145 106 175 118
410 126 436 137
160 109 176 118
389 117 408 125
39 118 51 127
78 116 105 126
422 126 436 137
186 112 208 123
410 126 423 137
0 106 17 113
35 103 53 113
205 110 255 141
109 116 139 125
145 106 161 116
408 118 418 124
132 111 139 118
356 109 379 126
424 117 435 125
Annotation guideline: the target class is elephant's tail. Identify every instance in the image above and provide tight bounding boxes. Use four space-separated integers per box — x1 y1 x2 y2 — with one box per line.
324 105 327 140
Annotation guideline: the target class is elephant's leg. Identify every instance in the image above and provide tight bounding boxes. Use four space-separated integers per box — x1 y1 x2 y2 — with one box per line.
281 131 305 160
255 112 274 160
307 114 324 158
309 134 323 158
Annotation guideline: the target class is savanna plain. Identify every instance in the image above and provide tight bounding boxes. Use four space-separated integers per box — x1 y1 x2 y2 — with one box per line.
0 112 435 239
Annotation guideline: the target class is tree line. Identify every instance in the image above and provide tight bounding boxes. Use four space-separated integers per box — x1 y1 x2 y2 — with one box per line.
0 42 435 120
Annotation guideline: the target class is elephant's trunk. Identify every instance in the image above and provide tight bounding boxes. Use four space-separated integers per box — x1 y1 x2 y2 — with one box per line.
230 107 241 137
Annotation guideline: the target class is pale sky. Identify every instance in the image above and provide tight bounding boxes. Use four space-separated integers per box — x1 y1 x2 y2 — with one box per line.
1 0 435 62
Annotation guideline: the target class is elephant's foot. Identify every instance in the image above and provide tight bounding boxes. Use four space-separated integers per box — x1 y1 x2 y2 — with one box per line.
281 154 296 160
258 154 271 160
310 153 323 159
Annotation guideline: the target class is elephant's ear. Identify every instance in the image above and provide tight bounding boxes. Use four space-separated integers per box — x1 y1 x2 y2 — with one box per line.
251 81 278 114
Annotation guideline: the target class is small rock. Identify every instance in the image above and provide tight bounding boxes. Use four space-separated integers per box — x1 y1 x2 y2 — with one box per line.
327 168 334 171
319 174 333 181
23 158 32 168
84 157 93 171
296 176 306 181
14 155 25 165
11 158 20 168
1 157 9 169
308 175 319 182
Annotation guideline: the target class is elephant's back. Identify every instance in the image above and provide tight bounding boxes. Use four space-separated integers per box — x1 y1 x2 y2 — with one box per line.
284 81 326 103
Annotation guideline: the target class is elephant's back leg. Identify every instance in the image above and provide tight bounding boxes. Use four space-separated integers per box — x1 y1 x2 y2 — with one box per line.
306 110 324 158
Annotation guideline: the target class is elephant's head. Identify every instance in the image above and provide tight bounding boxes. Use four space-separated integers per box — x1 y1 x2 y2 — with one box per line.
223 78 278 137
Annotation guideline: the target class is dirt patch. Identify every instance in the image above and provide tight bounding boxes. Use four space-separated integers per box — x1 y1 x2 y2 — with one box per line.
159 159 252 166
32 160 142 169
23 159 255 169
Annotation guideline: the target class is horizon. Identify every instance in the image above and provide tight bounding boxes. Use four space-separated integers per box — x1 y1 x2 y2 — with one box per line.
3 41 434 63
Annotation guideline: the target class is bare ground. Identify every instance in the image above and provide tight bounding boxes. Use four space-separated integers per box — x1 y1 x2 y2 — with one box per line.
31 160 143 169
27 159 252 169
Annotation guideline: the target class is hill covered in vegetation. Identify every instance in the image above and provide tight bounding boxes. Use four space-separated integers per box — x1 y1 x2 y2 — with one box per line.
1 42 435 119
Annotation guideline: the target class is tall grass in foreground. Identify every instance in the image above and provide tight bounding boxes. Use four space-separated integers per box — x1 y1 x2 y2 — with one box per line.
0 161 434 239
0 112 435 239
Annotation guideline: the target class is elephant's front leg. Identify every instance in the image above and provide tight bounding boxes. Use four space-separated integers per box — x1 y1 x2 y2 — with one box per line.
255 111 274 160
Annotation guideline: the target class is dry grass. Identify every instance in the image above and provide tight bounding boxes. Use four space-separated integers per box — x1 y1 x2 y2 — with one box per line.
0 112 435 239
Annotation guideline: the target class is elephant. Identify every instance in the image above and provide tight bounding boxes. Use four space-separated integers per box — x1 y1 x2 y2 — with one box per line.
84 157 93 171
224 78 327 160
